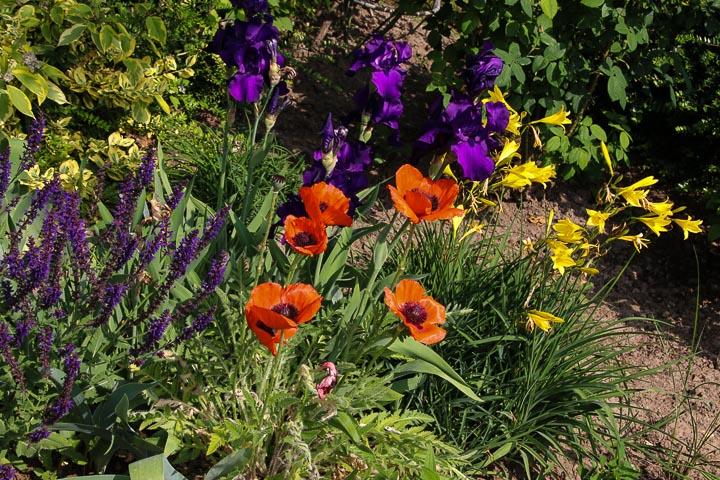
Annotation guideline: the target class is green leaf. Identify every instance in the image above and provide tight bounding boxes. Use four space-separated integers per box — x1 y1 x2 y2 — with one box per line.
580 0 604 7
607 66 628 108
6 85 34 117
329 411 363 445
481 442 515 467
129 455 187 480
60 476 130 480
389 338 482 402
114 394 130 425
99 24 115 52
58 23 87 46
132 102 151 123
146 17 167 45
273 16 293 32
539 0 558 19
619 131 631 149
12 67 48 104
205 448 252 480
589 124 607 142
0 91 10 121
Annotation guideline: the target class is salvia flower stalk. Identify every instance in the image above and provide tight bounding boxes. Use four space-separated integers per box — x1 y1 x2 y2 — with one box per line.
0 122 228 448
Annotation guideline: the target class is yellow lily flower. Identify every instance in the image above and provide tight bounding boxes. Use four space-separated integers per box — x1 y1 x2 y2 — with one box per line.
616 176 658 195
19 165 55 190
646 199 674 217
600 141 614 176
526 310 564 332
506 112 523 135
451 206 465 239
495 140 521 166
499 162 556 190
531 107 572 129
638 215 672 236
673 215 703 240
484 85 514 111
586 209 611 234
552 219 584 243
547 239 576 274
621 189 650 208
443 164 458 181
580 266 600 276
618 233 650 252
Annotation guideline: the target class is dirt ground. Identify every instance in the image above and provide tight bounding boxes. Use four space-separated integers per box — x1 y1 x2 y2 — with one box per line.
272 3 720 478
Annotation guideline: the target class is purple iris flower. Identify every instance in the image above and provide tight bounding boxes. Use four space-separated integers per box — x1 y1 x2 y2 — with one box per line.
277 114 373 222
347 35 412 135
347 35 412 75
415 93 509 182
485 101 510 132
208 17 282 104
464 41 504 96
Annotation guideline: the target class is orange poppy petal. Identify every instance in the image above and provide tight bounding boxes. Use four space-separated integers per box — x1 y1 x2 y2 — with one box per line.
247 282 283 309
389 185 420 224
285 216 328 256
394 279 426 304
283 283 322 324
410 324 447 345
384 287 404 319
404 190 433 217
417 298 446 325
247 305 297 329
422 206 465 222
300 183 353 227
395 164 426 194
432 179 460 208
247 312 279 355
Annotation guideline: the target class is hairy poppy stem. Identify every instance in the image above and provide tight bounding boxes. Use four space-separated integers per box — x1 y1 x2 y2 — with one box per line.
253 190 279 288
285 253 303 284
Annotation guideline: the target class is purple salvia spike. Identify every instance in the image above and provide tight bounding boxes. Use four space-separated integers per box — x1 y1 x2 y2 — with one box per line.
20 111 46 170
0 464 17 480
38 326 54 376
0 147 10 206
131 310 172 357
0 322 25 390
199 206 229 251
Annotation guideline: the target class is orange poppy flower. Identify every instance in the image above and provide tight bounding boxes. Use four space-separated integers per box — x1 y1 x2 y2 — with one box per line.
299 182 353 227
388 164 463 224
284 215 328 256
384 279 446 345
245 282 322 355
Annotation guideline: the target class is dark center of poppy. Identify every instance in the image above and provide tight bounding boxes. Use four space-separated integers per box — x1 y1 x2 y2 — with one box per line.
256 320 276 336
271 302 299 320
410 188 439 211
319 202 328 212
400 301 427 327
293 232 317 247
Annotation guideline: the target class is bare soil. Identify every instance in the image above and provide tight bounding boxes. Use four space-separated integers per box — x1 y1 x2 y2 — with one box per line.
275 2 720 478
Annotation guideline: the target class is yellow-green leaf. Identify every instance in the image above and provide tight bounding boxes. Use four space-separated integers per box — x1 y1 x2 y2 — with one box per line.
6 86 34 117
131 102 150 123
12 67 48 104
58 23 87 46
46 82 68 104
154 95 170 114
540 0 559 19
